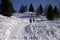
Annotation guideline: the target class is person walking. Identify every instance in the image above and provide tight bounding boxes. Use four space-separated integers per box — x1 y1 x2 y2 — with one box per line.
29 19 32 23
33 18 35 22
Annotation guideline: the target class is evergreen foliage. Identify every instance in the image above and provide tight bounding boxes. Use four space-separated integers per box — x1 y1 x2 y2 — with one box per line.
46 4 54 20
1 0 15 17
53 6 58 14
36 4 43 16
29 4 34 12
19 5 27 13
0 3 2 14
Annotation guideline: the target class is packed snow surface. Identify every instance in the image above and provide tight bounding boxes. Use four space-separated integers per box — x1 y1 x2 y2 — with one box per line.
0 15 29 40
0 12 60 40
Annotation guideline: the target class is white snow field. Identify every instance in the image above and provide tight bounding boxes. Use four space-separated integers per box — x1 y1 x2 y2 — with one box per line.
0 15 30 40
0 12 60 40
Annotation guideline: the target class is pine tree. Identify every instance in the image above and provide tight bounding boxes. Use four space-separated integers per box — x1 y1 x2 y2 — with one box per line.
19 5 27 13
46 4 54 20
36 4 43 16
29 4 34 12
36 8 39 16
1 0 15 17
53 6 58 14
59 5 60 14
39 4 43 14
0 3 2 14
10 3 16 13
44 5 49 16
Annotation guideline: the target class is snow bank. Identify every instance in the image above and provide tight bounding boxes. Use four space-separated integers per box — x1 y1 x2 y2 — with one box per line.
0 15 15 30
0 15 30 40
0 15 17 40
12 12 36 18
0 14 60 40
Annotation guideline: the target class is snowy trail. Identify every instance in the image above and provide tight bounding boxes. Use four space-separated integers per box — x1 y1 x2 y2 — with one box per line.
17 20 60 40
9 16 60 40
9 18 30 40
0 14 60 40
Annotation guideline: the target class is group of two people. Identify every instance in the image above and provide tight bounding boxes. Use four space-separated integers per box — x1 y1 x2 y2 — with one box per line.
29 19 35 23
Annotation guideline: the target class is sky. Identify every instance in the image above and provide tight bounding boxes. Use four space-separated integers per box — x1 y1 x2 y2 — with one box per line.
11 0 60 12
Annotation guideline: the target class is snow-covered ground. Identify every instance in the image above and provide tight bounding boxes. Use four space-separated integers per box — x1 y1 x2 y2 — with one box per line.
0 15 30 40
0 12 60 40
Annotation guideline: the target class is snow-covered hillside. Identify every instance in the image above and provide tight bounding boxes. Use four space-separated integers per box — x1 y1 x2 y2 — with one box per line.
21 21 60 40
0 15 30 40
0 12 60 40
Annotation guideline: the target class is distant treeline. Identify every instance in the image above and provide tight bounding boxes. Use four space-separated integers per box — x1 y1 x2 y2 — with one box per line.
0 0 60 20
